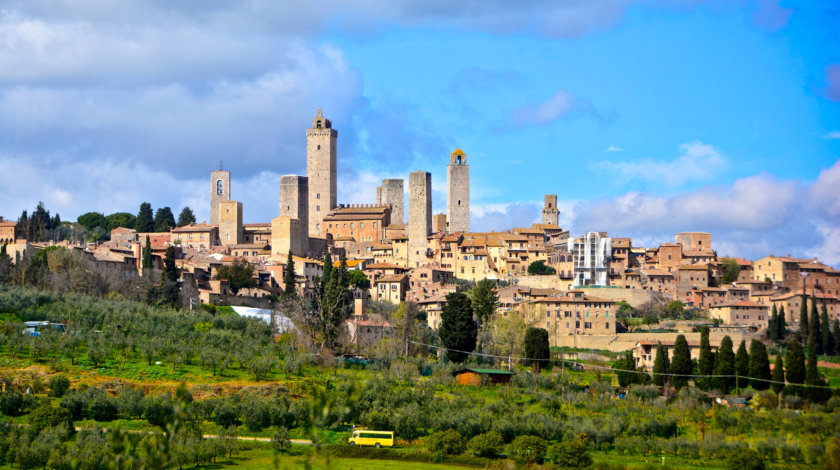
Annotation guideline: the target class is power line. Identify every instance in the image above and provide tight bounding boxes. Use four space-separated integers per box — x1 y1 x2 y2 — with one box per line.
408 340 837 390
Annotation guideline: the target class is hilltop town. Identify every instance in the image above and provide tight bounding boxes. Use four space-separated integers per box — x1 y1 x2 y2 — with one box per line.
2 109 838 367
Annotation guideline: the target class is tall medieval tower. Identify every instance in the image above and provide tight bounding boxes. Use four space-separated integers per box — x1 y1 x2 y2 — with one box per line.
446 149 470 233
408 171 432 268
376 179 404 225
306 108 337 237
210 169 231 226
542 195 559 226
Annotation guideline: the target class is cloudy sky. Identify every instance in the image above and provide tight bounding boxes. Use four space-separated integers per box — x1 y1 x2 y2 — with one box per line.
1 1 839 265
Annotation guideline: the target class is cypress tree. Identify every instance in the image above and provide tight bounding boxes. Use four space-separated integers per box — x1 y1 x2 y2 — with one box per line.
525 327 550 373
771 353 785 395
670 335 692 390
748 340 771 391
153 207 176 233
785 341 806 396
834 319 840 357
177 207 196 227
808 296 822 355
321 252 333 294
142 235 152 272
320 253 350 350
805 342 829 402
697 327 714 390
283 251 296 299
136 202 154 233
769 304 779 340
438 292 477 363
799 295 809 341
713 336 735 393
778 305 787 339
735 340 750 392
652 342 670 387
821 302 834 356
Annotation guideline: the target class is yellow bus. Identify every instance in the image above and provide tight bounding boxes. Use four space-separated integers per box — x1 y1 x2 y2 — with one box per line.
348 430 394 448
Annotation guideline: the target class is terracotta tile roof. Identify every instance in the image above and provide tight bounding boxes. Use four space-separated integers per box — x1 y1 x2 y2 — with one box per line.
243 223 270 227
377 274 406 283
679 264 709 271
710 300 768 308
365 262 404 269
172 224 216 233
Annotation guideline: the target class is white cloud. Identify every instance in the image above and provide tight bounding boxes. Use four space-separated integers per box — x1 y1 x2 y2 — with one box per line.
514 90 580 125
824 131 840 140
596 140 727 187
603 145 623 152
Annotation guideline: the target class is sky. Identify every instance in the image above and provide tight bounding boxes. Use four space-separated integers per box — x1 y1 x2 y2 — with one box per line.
1 0 839 265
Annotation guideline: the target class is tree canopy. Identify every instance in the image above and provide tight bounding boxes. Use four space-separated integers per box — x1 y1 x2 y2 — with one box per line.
527 260 556 275
438 292 477 363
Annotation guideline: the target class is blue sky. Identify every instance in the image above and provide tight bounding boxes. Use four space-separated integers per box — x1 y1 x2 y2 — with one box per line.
1 1 839 264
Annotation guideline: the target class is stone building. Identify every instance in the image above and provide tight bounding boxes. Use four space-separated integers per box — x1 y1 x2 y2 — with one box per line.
172 224 219 251
271 216 307 259
446 149 470 233
542 195 559 226
306 108 337 237
376 179 404 225
675 232 712 252
218 200 243 246
210 169 231 226
408 170 432 268
520 291 618 346
322 204 391 243
0 218 16 244
708 300 769 328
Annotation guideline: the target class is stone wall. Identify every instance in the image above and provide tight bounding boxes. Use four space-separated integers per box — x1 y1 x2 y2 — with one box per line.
306 110 337 237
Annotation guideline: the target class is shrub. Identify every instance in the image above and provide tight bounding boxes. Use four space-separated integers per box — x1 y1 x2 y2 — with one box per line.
467 431 504 458
426 429 466 456
28 403 72 433
507 435 548 463
89 396 119 422
547 439 592 468
0 389 25 416
48 375 70 398
726 448 765 470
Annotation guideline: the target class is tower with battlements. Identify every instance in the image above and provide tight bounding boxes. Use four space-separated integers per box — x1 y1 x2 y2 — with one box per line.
306 108 337 237
446 149 469 233
210 169 231 226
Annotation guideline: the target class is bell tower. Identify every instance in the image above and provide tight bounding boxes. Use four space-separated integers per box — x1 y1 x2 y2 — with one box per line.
210 168 230 226
306 108 337 237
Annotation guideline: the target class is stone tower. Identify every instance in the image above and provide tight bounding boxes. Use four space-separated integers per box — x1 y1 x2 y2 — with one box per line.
218 200 243 246
306 108 337 237
376 179 404 225
210 169 231 226
433 213 447 233
279 175 309 228
542 195 559 226
408 171 432 268
446 149 469 233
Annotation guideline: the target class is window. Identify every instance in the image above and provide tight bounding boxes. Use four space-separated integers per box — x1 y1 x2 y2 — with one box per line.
566 322 569 328
605 322 609 329
316 205 320 211
584 322 591 329
350 222 354 229
316 223 320 231
373 222 377 229
317 144 321 149
360 222 364 229
217 179 224 195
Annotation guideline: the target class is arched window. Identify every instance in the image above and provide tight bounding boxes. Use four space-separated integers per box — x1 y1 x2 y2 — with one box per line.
216 180 224 195
316 120 322 128
456 156 461 165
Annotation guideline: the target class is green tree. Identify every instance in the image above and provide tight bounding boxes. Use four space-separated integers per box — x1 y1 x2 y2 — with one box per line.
769 304 779 340
834 319 840 356
346 269 370 290
105 212 136 230
153 207 176 232
808 296 822 355
697 327 714 390
713 336 735 393
467 431 504 458
215 259 257 295
438 292 477 363
805 341 829 402
748 340 771 391
778 305 787 339
614 350 649 387
177 207 196 227
524 327 550 372
670 334 692 390
771 354 785 395
735 340 750 392
726 448 765 470
157 245 179 307
48 375 70 398
821 302 834 356
470 279 499 326
547 439 592 468
652 342 670 387
426 429 465 456
800 294 809 341
720 257 741 284
666 300 686 319
136 202 155 232
318 253 351 350
28 403 72 433
283 252 296 298
142 235 152 272
785 341 806 396
77 212 108 231
507 435 548 464
321 252 333 294
527 260 556 275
